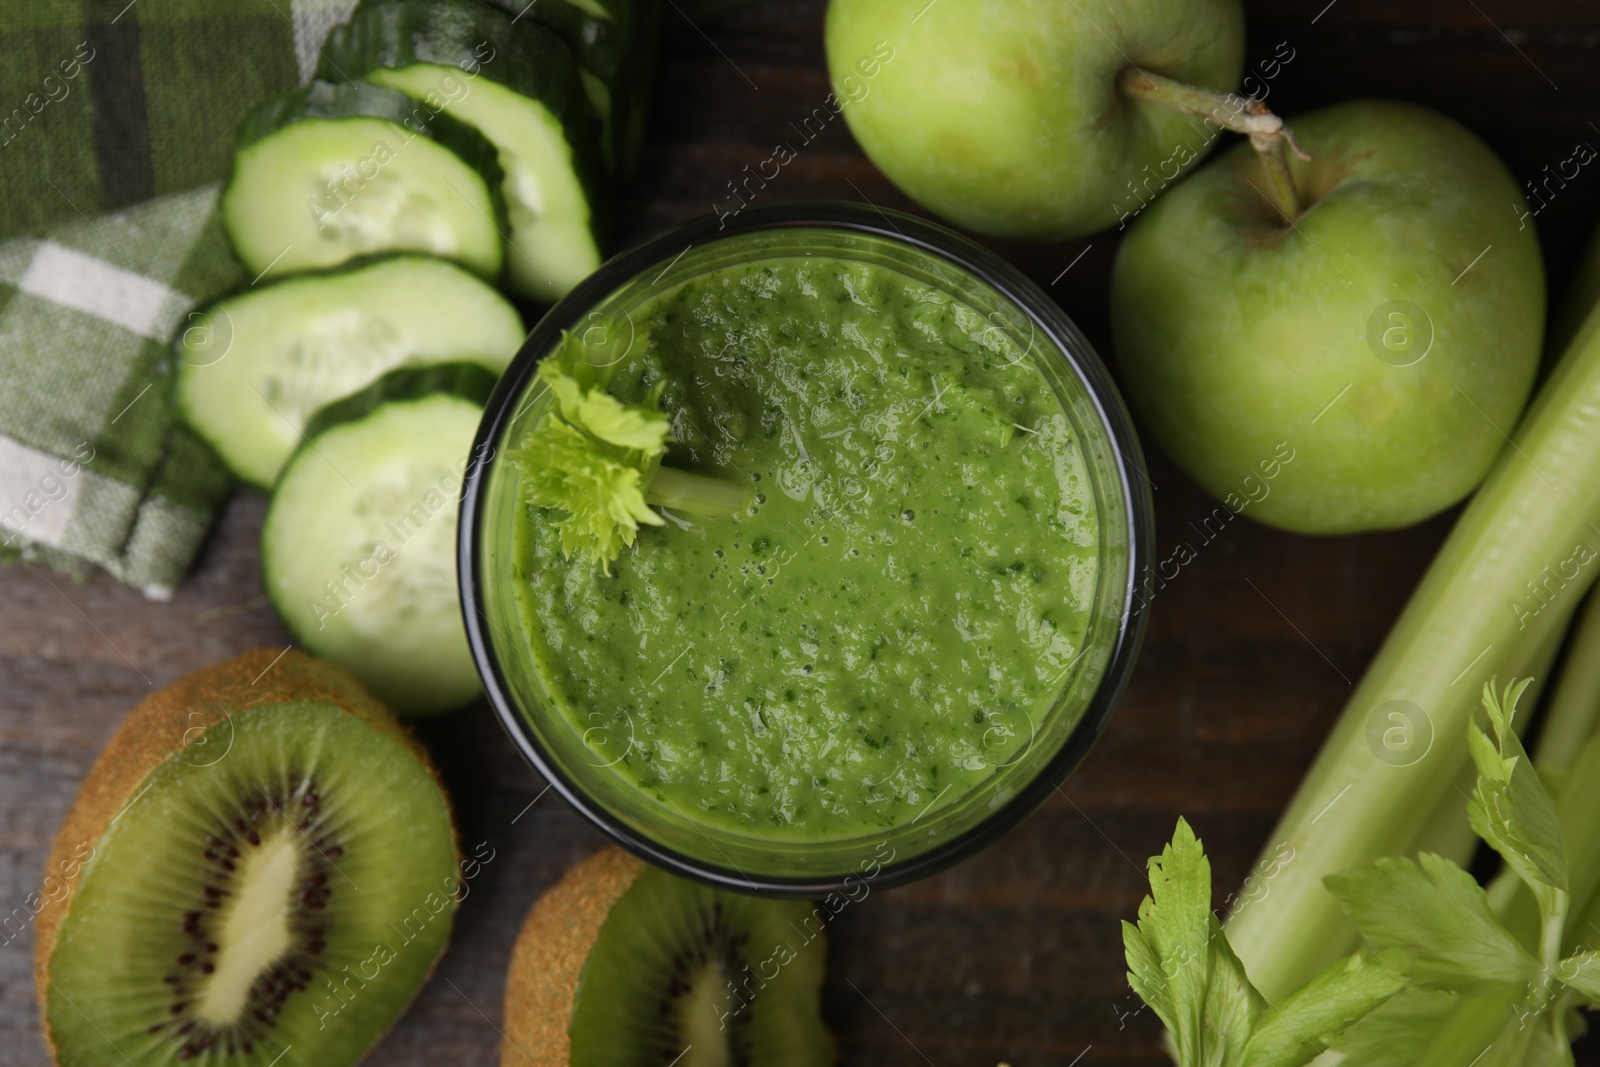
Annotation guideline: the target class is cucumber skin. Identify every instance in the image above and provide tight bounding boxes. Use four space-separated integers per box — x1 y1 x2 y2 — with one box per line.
227 79 510 244
263 366 496 718
478 0 660 176
319 0 610 241
302 361 501 442
172 255 521 489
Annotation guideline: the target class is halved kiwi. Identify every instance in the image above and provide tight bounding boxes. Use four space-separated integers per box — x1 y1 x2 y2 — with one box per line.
503 848 835 1066
34 649 460 1066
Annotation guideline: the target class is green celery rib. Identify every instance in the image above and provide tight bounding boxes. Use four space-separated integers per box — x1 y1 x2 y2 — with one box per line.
1532 587 1600 776
1225 300 1600 1003
645 465 748 518
1306 622 1577 973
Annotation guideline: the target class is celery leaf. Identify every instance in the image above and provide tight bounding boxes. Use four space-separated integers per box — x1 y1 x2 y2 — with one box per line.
515 339 671 572
1325 988 1463 1067
1240 947 1409 1067
1557 951 1600 1005
517 417 664 573
1124 819 1401 1067
539 357 670 454
1126 818 1260 1065
1468 678 1568 895
1324 853 1537 995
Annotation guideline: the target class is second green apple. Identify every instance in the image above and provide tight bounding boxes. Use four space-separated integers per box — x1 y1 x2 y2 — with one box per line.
1112 100 1544 534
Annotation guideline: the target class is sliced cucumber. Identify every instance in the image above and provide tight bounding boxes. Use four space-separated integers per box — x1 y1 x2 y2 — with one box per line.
321 0 607 302
480 0 660 176
175 255 523 488
223 80 506 282
263 365 496 718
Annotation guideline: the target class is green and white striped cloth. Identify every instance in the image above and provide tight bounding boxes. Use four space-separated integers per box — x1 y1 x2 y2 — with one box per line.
0 0 359 596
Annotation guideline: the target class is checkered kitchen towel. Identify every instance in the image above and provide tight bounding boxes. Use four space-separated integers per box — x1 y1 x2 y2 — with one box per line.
0 0 360 597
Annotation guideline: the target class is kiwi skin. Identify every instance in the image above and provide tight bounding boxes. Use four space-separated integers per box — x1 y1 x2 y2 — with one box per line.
503 847 644 1065
32 648 453 1061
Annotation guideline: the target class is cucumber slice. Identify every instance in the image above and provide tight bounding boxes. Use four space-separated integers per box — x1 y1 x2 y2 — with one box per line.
480 0 660 176
223 80 506 283
175 255 523 488
262 364 497 718
321 0 607 302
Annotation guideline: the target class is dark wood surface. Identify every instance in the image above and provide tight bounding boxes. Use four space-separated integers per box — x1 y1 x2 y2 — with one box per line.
4 1 1600 1064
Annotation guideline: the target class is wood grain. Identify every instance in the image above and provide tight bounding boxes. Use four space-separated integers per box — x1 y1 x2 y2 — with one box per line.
2 1 1598 1064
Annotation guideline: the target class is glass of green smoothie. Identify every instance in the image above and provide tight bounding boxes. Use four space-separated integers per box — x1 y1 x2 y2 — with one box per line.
461 203 1151 894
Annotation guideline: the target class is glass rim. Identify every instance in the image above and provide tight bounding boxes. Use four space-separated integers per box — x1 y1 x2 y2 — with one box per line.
458 200 1154 897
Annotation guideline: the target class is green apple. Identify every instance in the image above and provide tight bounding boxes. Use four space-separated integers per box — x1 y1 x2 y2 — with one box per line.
824 0 1245 239
1111 100 1545 534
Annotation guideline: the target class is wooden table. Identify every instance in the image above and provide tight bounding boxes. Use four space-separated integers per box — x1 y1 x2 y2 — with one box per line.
3 1 1598 1063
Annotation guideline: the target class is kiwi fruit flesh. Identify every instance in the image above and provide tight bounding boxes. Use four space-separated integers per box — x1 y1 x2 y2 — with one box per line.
503 848 834 1067
35 649 460 1066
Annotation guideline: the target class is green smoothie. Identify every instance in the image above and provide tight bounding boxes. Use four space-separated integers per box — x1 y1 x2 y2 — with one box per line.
511 255 1099 840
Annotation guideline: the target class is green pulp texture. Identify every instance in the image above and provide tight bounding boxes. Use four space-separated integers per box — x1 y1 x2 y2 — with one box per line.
514 255 1099 839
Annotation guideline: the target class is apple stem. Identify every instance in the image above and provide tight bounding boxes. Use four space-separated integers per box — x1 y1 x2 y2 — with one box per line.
1117 66 1309 221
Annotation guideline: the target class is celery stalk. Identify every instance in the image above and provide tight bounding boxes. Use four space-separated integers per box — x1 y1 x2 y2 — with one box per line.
1226 300 1600 1002
1532 588 1600 777
1303 624 1576 985
1403 758 1482 871
644 466 749 518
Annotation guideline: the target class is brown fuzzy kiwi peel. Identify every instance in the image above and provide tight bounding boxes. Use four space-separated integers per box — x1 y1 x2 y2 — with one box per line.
32 648 453 1059
501 847 644 1066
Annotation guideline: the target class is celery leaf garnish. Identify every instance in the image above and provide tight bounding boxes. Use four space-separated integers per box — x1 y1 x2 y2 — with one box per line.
518 414 665 572
514 333 745 573
540 356 672 454
515 340 668 574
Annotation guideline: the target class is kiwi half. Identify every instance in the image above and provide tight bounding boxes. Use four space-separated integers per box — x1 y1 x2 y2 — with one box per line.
503 848 835 1067
34 649 460 1066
